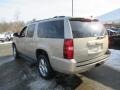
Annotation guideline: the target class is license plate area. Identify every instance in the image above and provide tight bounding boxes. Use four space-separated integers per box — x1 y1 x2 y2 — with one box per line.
88 44 103 54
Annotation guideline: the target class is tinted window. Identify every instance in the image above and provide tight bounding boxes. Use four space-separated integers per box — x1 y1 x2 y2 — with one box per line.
26 24 35 37
37 20 64 38
70 21 106 38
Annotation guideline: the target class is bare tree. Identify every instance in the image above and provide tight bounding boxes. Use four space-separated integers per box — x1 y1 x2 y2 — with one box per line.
13 10 25 32
0 10 25 33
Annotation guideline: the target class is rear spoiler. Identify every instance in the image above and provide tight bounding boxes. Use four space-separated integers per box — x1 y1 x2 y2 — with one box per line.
69 18 99 22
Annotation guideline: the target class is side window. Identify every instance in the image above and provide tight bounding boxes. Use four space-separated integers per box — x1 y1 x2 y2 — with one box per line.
26 24 35 38
20 26 27 37
37 20 64 38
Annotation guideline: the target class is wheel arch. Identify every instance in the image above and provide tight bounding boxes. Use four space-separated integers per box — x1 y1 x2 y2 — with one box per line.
36 49 53 68
36 49 50 62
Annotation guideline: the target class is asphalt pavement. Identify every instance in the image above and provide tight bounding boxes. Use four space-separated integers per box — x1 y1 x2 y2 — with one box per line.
0 43 120 90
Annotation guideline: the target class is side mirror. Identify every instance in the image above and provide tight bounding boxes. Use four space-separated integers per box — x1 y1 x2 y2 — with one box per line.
13 33 19 37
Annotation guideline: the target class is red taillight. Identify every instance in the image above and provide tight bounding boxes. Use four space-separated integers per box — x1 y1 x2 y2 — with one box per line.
64 39 74 59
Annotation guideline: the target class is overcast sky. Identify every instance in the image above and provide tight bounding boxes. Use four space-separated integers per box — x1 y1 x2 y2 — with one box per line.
0 0 120 22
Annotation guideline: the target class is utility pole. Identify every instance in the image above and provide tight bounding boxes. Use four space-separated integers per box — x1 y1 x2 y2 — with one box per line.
72 0 73 17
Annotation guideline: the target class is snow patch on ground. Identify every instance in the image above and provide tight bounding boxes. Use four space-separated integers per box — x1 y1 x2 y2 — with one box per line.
105 49 120 72
0 41 12 45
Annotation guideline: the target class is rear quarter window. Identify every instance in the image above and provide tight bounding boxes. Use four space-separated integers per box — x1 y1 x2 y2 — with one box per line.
37 20 64 38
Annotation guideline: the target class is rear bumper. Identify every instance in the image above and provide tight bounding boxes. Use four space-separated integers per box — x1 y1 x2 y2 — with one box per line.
73 57 107 74
51 50 110 74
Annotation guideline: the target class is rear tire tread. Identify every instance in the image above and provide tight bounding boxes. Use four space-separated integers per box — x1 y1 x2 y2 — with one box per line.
37 54 54 79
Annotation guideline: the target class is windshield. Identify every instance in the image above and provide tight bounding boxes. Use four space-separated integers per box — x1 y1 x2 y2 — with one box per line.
70 21 106 38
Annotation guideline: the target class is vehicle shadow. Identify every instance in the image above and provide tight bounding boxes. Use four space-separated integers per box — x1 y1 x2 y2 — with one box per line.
82 65 120 90
0 56 83 90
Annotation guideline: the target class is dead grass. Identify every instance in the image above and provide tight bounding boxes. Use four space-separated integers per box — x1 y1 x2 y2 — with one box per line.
0 43 12 57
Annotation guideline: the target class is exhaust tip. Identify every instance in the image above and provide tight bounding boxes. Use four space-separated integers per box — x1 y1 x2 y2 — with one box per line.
95 62 104 67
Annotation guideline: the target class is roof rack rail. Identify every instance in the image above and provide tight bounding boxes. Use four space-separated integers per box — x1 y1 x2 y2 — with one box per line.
53 16 66 18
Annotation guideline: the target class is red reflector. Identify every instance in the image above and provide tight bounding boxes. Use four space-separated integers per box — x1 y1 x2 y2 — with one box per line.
64 39 74 59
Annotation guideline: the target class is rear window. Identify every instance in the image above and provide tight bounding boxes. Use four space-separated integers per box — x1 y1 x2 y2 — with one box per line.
70 20 106 38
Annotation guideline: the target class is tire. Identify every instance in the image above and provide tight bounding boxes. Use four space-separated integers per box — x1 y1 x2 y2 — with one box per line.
12 45 19 59
37 54 54 79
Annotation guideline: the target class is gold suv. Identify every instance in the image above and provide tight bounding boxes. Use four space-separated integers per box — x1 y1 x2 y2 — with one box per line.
13 16 110 79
